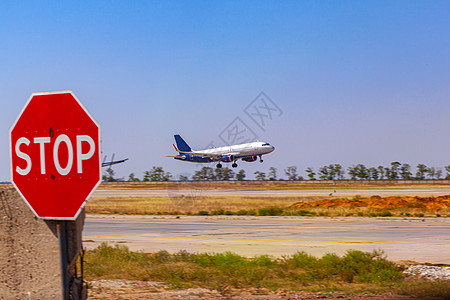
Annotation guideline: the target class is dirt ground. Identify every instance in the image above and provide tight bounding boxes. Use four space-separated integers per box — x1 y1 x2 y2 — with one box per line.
291 195 450 211
87 279 421 300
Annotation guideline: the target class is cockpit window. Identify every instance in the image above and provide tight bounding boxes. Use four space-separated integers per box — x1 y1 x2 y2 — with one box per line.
262 143 270 146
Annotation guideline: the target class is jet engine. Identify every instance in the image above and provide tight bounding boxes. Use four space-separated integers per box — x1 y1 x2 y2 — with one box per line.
242 155 257 162
221 155 234 162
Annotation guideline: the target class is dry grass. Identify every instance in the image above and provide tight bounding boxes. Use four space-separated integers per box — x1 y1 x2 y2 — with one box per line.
0 184 12 190
99 180 450 190
86 194 450 217
86 195 327 215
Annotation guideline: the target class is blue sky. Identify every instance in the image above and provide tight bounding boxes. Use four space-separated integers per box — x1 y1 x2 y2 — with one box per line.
1 1 450 181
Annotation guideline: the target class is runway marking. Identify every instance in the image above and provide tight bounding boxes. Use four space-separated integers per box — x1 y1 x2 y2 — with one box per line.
83 235 450 246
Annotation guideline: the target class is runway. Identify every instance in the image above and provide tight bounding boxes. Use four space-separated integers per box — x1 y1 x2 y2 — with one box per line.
92 188 450 198
83 215 450 264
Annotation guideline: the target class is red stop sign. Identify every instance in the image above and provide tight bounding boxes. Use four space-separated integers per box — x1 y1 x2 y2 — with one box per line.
10 91 101 220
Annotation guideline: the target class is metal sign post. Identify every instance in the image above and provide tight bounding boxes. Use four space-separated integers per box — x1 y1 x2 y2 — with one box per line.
58 221 70 300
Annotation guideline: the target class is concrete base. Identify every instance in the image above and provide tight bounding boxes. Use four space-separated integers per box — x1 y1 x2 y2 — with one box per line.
0 188 85 299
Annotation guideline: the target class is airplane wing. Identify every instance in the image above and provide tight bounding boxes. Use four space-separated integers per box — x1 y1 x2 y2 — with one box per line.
102 158 129 167
165 155 187 159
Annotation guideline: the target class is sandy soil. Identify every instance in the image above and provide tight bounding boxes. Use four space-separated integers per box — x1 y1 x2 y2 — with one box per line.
87 279 420 300
291 195 450 211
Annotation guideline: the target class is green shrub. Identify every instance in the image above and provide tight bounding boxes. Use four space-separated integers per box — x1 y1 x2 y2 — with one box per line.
252 255 275 267
295 210 311 216
155 250 171 263
288 251 318 268
258 207 283 216
85 244 405 293
378 211 393 217
247 209 257 216
338 250 401 283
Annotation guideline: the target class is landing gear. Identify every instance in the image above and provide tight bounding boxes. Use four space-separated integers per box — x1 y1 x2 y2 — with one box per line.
216 163 222 168
232 162 238 168
259 155 263 163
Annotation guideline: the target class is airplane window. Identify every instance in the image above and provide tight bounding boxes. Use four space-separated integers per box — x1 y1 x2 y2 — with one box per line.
262 143 270 146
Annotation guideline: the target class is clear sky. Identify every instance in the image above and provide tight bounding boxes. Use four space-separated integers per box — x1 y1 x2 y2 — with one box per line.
1 1 450 181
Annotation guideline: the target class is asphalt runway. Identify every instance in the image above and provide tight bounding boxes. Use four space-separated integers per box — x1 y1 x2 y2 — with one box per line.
93 188 450 198
83 215 450 264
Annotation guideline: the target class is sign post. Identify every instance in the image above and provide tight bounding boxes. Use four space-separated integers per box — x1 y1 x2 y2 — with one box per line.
10 90 101 299
58 221 70 299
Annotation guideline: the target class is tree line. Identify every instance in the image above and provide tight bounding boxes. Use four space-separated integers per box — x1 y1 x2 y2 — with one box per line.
103 162 450 182
282 162 450 181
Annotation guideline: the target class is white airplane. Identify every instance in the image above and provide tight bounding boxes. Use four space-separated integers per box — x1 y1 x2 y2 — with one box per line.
167 134 275 168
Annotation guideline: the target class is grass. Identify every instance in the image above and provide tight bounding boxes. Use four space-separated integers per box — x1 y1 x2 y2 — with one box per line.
84 243 450 297
86 195 450 217
99 180 450 190
396 280 450 298
86 195 328 215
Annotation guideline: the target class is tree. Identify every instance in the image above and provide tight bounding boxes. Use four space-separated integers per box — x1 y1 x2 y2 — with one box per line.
127 173 140 182
215 167 235 181
388 162 401 180
192 167 215 181
143 166 172 181
347 165 358 180
305 167 316 180
318 164 344 180
268 167 277 180
368 167 379 180
318 166 330 180
377 166 385 180
427 167 442 179
347 164 369 180
384 167 391 180
333 164 345 180
103 167 119 182
254 171 266 181
236 169 246 181
178 174 189 181
445 165 450 179
428 167 436 179
357 164 370 180
416 164 428 180
400 164 412 180
285 166 298 181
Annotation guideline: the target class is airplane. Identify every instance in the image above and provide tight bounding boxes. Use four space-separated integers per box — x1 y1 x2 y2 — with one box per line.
167 134 275 168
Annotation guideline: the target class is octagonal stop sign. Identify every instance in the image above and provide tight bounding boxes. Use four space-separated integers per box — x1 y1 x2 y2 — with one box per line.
10 91 101 220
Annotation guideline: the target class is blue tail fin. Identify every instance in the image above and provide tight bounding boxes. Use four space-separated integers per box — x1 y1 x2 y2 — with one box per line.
174 135 192 152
